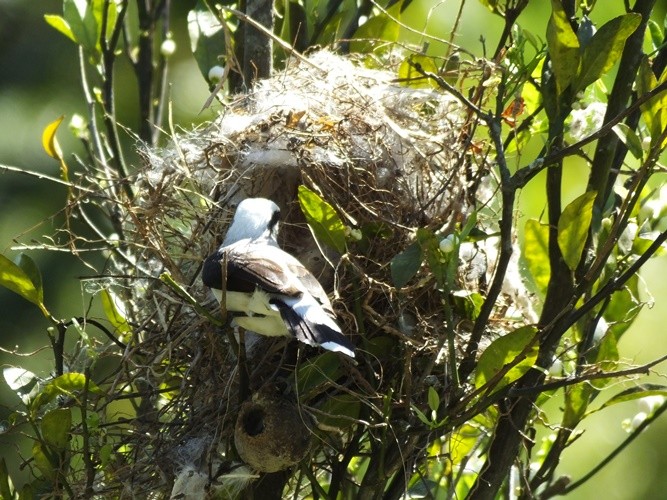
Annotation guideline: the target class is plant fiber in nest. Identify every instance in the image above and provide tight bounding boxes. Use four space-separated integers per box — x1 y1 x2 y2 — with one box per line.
104 50 534 495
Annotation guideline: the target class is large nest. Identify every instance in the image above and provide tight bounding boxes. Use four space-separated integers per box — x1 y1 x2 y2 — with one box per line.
97 50 535 496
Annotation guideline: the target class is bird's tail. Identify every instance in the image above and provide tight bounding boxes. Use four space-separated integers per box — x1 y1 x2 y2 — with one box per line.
270 299 355 358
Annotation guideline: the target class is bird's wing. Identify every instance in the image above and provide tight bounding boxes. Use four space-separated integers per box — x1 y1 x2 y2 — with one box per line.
224 241 304 297
283 259 335 314
204 240 336 315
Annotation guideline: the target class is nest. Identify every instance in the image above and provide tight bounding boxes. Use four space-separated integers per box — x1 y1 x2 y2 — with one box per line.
92 50 536 497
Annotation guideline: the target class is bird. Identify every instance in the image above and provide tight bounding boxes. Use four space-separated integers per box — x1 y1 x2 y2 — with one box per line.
202 198 355 358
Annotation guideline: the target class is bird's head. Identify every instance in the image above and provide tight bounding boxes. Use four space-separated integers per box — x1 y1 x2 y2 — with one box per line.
222 198 281 246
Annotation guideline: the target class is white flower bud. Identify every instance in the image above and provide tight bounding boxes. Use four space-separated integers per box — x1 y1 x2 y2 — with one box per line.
439 234 456 254
631 411 647 431
548 358 563 376
638 395 665 415
160 38 176 57
208 65 225 83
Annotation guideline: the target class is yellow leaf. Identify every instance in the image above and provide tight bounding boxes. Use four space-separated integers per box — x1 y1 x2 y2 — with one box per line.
42 116 65 160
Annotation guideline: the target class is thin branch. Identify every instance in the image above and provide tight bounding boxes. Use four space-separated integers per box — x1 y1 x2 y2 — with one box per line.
509 352 667 396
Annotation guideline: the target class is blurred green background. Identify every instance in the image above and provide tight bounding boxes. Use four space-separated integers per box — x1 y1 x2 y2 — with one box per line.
1 0 666 497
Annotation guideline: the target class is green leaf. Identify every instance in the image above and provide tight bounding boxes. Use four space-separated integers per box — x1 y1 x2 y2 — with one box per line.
398 54 439 89
612 122 644 160
590 331 619 389
563 382 593 428
417 228 448 288
451 290 484 320
637 57 667 149
557 191 597 270
427 386 440 413
594 384 667 413
63 0 99 55
100 289 131 335
390 242 422 288
31 373 102 415
316 394 360 429
546 0 580 93
15 254 44 305
0 254 49 317
41 409 72 452
647 19 663 52
187 3 227 82
604 273 641 339
575 14 641 92
412 405 432 427
350 3 401 53
523 219 551 295
3 367 39 393
474 326 539 393
448 424 481 465
298 185 347 253
91 0 117 47
32 442 55 480
0 458 17 500
294 352 345 400
44 15 76 43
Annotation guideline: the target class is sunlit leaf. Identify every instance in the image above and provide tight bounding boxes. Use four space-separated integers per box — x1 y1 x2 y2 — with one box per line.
41 408 72 452
451 290 484 320
575 14 640 92
594 384 667 413
612 122 644 160
63 0 98 55
42 116 70 183
546 0 580 93
44 15 76 43
637 57 667 149
91 0 118 47
0 254 49 317
523 219 550 295
16 254 44 305
604 273 641 339
391 242 422 288
3 367 40 405
590 331 619 389
32 442 55 480
31 373 102 415
42 116 64 160
563 382 593 428
447 424 480 466
647 19 663 52
474 326 539 393
298 185 347 253
100 289 131 335
557 191 597 271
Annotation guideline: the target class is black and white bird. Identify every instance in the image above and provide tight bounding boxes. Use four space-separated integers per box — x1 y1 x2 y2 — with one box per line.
202 198 355 358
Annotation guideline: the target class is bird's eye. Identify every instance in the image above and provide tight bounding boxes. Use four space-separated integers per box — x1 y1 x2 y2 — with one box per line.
268 209 281 230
